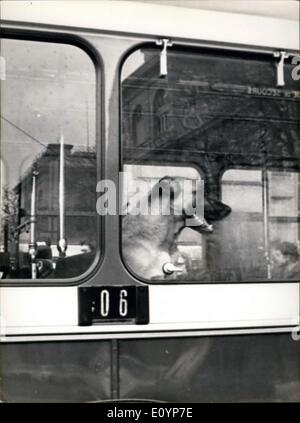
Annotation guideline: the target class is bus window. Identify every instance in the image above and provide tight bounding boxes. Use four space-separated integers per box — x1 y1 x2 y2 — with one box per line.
0 38 97 280
121 47 299 283
268 171 300 280
222 169 299 281
122 164 205 280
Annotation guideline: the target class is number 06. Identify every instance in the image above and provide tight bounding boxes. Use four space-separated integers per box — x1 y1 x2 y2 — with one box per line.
100 290 110 317
119 289 128 317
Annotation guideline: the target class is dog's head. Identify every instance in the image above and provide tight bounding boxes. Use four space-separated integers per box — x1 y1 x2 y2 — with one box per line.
150 176 231 234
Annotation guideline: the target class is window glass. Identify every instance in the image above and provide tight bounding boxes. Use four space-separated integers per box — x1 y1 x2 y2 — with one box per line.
0 39 97 279
268 171 300 280
121 47 299 283
122 164 204 280
222 169 299 281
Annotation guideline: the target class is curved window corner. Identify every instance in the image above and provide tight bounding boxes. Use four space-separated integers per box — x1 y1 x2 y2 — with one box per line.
0 38 98 281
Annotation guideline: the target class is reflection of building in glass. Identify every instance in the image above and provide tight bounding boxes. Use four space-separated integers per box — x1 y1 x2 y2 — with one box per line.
6 143 96 261
0 38 96 279
122 49 300 281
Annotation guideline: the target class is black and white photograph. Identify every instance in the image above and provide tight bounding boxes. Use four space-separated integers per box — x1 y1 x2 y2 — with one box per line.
0 0 299 405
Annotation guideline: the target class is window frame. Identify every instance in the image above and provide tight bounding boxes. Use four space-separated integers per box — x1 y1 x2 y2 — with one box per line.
0 28 103 287
120 44 300 285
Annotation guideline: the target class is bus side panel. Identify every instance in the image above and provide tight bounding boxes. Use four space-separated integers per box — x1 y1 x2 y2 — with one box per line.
0 341 111 402
0 334 299 402
119 334 300 402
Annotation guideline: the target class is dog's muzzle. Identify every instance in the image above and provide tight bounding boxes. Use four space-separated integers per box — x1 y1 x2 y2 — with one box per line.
184 213 214 233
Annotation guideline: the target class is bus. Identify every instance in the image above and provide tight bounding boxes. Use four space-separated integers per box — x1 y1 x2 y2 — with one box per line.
0 0 299 402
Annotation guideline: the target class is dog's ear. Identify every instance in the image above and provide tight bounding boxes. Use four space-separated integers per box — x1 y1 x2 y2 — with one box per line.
148 177 182 212
204 196 231 222
155 176 182 200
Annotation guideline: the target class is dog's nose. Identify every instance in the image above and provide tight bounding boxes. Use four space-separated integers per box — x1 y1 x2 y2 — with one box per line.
185 214 214 233
163 262 184 275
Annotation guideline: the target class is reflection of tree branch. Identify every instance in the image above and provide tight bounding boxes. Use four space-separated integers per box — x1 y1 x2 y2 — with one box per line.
1 187 19 241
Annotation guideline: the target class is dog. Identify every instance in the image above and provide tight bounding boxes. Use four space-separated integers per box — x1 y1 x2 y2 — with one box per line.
122 176 231 280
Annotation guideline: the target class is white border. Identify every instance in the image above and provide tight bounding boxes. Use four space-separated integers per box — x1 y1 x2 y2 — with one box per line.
1 1 299 50
0 1 299 341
